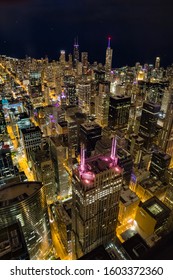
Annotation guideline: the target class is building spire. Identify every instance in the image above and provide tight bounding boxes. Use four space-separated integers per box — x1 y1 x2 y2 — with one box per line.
111 137 117 165
108 36 111 48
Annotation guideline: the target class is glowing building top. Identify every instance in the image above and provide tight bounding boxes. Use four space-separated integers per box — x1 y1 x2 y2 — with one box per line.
75 137 121 190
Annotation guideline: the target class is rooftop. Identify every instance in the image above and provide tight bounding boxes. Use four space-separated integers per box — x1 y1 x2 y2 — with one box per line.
120 186 139 206
81 121 101 131
139 196 171 221
0 181 42 208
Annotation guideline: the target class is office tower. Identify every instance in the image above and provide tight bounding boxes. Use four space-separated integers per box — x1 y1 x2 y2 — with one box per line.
72 139 123 259
0 144 16 180
64 75 78 105
80 121 102 157
0 222 30 260
105 37 113 81
95 82 110 127
139 101 160 149
159 92 173 165
149 151 171 181
73 37 79 68
81 52 88 74
108 95 131 130
155 57 160 69
77 81 91 115
30 149 56 204
49 136 70 198
0 181 52 259
135 196 170 239
21 126 42 160
59 50 66 67
67 116 78 165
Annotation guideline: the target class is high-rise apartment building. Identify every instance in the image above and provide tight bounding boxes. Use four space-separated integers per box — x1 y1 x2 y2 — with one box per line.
72 139 123 259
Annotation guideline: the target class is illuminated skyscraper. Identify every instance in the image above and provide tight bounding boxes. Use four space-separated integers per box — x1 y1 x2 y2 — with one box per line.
73 37 79 68
21 126 42 160
77 81 91 115
105 37 113 81
158 91 173 165
59 50 66 68
139 101 160 149
81 52 88 74
155 57 160 69
95 82 110 127
72 139 123 259
30 149 56 204
0 181 52 259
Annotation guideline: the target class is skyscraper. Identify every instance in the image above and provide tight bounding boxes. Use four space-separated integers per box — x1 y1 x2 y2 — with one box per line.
77 81 91 115
139 101 160 149
105 37 113 81
95 82 110 127
72 139 123 259
0 181 52 259
81 52 88 74
21 126 42 160
73 37 79 68
159 91 173 165
155 57 160 69
108 95 131 130
80 121 102 157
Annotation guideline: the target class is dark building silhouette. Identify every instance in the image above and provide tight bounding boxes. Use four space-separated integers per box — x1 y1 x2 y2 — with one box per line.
108 95 131 130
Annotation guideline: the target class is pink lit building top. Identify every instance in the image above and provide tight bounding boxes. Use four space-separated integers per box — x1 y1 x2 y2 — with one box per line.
73 138 122 190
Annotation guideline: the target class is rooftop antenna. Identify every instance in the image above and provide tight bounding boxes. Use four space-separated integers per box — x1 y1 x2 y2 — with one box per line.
80 143 85 172
111 136 117 165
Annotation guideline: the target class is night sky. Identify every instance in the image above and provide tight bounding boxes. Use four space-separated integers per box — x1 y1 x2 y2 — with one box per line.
0 0 173 67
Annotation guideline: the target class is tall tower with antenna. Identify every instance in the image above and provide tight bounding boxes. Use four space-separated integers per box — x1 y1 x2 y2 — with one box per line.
73 37 79 68
72 138 122 259
105 36 113 81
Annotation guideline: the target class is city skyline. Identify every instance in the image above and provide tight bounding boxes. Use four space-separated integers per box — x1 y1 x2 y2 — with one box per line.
1 0 173 262
0 0 173 67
